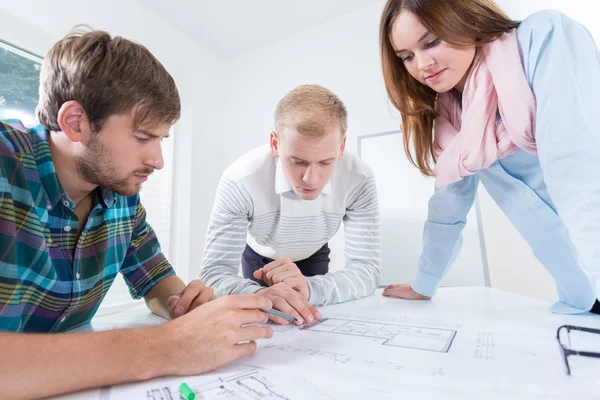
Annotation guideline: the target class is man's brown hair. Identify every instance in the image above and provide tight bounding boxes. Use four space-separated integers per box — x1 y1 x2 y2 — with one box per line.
36 26 180 132
274 84 348 139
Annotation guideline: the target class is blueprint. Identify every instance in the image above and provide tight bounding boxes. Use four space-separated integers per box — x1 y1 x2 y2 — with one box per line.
301 317 456 352
80 289 600 400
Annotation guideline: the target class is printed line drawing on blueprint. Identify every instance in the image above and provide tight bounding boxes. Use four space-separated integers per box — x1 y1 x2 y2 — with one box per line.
301 318 457 353
474 332 495 360
473 331 539 361
262 344 445 377
147 387 174 400
330 312 463 330
111 365 333 400
178 369 290 399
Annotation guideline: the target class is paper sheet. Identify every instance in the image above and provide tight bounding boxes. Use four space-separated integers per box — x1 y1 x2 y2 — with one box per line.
80 289 600 400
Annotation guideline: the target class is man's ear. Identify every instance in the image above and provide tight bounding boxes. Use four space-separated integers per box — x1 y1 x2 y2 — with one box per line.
56 101 90 143
270 131 280 158
338 135 347 159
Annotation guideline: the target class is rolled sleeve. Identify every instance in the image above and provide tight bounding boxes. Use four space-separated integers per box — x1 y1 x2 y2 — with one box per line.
120 201 175 299
414 175 479 297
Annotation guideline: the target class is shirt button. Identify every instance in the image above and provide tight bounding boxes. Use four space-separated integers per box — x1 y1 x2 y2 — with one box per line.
63 200 70 207
63 225 72 232
75 272 80 279
46 203 53 211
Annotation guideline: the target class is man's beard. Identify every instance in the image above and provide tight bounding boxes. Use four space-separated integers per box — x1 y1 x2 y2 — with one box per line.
75 135 152 197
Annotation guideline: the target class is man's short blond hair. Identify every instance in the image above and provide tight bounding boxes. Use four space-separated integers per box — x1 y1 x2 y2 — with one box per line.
274 84 348 138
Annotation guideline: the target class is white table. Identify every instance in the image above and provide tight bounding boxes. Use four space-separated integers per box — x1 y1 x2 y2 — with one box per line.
55 287 600 399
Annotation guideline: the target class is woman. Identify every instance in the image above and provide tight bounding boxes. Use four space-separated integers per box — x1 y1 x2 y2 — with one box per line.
379 0 600 314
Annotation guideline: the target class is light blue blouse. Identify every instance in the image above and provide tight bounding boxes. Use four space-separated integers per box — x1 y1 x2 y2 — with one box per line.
412 10 600 314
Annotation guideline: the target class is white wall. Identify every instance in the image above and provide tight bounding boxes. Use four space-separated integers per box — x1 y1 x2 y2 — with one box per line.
221 3 394 162
0 0 226 283
360 131 487 287
218 0 600 301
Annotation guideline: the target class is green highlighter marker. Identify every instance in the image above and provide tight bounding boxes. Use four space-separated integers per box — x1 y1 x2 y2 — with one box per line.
179 382 195 400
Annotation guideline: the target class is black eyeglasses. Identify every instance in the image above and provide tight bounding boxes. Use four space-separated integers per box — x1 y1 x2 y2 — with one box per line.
556 325 600 375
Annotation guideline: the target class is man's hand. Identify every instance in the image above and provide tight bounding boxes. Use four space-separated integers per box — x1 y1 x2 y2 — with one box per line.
382 284 431 300
256 283 320 325
0 294 274 400
254 258 309 300
166 280 216 318
162 294 274 376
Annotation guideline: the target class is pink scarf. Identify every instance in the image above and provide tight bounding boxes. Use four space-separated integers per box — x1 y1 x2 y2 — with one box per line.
433 30 537 188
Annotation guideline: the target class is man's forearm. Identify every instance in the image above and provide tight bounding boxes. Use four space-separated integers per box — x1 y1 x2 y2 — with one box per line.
0 325 170 400
200 177 258 296
144 275 187 319
201 263 263 296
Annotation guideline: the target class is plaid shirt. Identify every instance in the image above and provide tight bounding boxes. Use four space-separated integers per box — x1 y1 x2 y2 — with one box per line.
0 120 175 332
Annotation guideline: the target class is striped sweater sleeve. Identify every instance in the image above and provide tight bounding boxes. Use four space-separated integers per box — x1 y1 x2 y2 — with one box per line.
199 177 262 295
306 176 381 305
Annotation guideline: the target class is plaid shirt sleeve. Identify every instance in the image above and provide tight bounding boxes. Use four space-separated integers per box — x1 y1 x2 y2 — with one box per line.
120 199 176 299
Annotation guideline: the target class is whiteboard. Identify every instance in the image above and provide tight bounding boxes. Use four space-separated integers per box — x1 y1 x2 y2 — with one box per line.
358 130 490 288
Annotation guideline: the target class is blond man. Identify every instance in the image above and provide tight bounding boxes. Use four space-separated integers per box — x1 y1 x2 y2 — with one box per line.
0 28 273 399
200 85 381 324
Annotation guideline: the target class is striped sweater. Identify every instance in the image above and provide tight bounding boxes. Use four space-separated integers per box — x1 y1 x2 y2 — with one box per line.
199 145 381 306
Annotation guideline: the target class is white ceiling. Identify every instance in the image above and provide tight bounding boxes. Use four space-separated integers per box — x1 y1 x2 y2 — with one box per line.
142 0 383 59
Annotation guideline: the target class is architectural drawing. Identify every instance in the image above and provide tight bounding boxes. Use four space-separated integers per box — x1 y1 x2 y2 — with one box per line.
301 318 457 353
146 387 173 400
262 343 445 377
328 312 463 330
135 368 331 400
187 369 290 399
96 287 600 400
473 331 540 361
474 332 495 360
